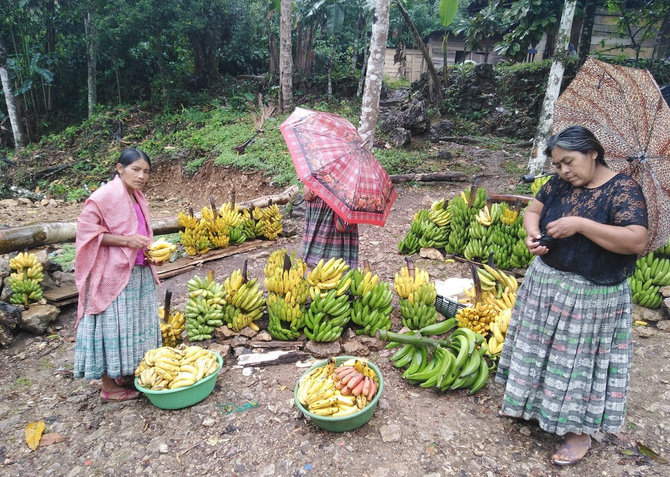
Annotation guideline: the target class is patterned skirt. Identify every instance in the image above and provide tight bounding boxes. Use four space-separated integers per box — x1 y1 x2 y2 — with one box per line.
303 197 359 269
74 266 161 380
495 258 633 436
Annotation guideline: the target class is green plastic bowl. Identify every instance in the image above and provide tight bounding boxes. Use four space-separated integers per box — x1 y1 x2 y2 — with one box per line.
135 352 223 410
294 356 384 432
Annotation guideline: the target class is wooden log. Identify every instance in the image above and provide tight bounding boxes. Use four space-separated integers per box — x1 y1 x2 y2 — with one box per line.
0 185 300 254
390 171 468 183
487 193 532 206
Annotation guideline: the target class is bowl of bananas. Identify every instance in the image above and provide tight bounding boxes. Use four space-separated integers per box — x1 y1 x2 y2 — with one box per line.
294 356 384 432
134 345 223 410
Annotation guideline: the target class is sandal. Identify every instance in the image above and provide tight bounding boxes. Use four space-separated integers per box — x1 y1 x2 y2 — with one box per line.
100 388 140 402
552 434 592 466
114 376 135 388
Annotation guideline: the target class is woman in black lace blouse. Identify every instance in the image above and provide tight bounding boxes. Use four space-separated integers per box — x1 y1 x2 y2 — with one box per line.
495 126 648 466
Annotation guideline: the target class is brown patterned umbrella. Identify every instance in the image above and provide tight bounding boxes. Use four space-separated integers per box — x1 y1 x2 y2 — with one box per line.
553 57 670 255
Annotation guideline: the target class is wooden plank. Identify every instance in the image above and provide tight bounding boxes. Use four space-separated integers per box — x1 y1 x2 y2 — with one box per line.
42 239 281 307
236 349 310 367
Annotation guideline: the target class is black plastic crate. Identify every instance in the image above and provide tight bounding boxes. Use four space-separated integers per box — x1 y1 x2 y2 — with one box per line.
435 294 466 318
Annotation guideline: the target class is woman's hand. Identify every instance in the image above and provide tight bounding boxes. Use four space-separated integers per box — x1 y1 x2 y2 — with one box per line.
545 217 583 239
526 233 548 256
125 234 152 249
303 186 316 202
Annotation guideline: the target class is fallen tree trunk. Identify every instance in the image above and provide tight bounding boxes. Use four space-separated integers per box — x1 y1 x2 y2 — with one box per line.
0 185 300 254
390 171 468 183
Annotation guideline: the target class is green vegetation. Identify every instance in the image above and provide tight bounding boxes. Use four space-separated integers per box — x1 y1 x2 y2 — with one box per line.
11 377 31 391
50 244 76 272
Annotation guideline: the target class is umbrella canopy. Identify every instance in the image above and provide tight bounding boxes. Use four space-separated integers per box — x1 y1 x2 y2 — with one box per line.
280 107 397 226
553 57 670 255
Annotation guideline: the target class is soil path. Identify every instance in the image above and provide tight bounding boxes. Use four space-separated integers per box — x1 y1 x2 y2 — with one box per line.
1 153 669 476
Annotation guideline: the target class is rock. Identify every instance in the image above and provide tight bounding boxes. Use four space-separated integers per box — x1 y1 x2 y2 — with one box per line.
634 325 655 338
255 330 272 342
386 127 411 147
208 343 231 361
342 340 368 356
231 335 249 347
380 423 402 442
19 304 60 334
48 199 59 207
304 340 341 358
1 278 14 302
635 306 664 323
239 327 258 338
437 149 453 161
202 417 216 427
0 325 14 347
429 120 455 142
660 285 670 298
214 325 236 341
662 297 670 319
380 99 429 134
358 336 384 351
519 426 532 436
0 256 9 280
0 302 21 331
656 320 670 331
0 198 20 208
18 197 33 205
419 248 445 261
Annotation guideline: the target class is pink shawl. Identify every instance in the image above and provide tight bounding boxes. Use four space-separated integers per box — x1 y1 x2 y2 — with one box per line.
74 175 159 327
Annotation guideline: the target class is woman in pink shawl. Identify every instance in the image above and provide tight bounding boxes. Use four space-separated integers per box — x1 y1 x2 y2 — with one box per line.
73 148 162 401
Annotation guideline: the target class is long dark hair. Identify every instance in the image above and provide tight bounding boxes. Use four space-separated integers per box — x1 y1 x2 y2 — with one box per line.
544 126 606 166
118 148 151 168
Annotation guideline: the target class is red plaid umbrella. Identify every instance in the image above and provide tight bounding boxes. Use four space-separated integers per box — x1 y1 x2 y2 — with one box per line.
280 107 397 226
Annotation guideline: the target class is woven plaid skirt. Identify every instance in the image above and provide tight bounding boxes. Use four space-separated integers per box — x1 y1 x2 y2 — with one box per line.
495 258 633 436
303 197 359 269
74 266 161 380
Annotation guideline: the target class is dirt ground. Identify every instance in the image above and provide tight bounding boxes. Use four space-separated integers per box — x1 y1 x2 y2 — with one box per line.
1 149 669 476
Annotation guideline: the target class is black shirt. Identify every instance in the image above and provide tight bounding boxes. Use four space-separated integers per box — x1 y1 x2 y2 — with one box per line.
535 173 647 285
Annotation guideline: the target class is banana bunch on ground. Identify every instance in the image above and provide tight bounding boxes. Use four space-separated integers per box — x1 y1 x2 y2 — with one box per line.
178 209 198 229
499 206 520 226
488 221 516 270
223 269 266 332
185 273 226 341
135 345 219 390
267 294 304 340
463 217 491 261
454 302 498 336
179 220 211 256
350 267 393 336
218 202 244 228
252 204 283 240
393 259 430 299
531 175 552 196
198 205 231 249
398 210 429 254
306 257 350 298
159 306 185 347
445 195 471 255
656 238 670 256
8 252 44 306
428 198 452 226
462 264 517 311
239 216 258 240
296 357 379 416
265 253 308 298
384 327 489 394
474 204 496 226
145 238 177 264
418 220 450 249
304 284 351 342
486 308 511 356
630 251 670 308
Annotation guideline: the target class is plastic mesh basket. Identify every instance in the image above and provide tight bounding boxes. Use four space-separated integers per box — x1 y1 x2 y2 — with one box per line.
435 295 466 318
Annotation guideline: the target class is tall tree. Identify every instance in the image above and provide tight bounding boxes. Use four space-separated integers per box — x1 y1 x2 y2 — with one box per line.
393 0 442 103
358 0 390 147
527 0 577 176
578 0 596 64
84 10 97 118
0 33 25 149
279 0 293 112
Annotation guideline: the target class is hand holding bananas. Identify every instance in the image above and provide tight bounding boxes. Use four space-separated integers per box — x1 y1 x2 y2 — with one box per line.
135 345 220 390
296 357 380 416
145 238 177 264
8 252 44 306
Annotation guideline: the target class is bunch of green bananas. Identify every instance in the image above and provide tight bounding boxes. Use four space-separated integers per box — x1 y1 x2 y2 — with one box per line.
399 294 438 330
531 175 552 196
655 238 670 255
350 269 393 336
387 327 489 394
445 195 471 254
135 345 219 390
488 222 516 269
252 204 283 240
8 252 44 306
185 273 226 341
306 257 351 298
239 217 257 240
266 294 304 340
304 283 351 342
224 271 266 332
418 220 450 249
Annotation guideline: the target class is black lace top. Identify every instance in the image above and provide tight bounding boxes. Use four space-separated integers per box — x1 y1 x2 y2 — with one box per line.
535 173 648 285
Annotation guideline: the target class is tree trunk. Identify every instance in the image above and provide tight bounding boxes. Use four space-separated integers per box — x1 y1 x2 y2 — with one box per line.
358 0 390 147
578 0 595 64
357 37 370 97
84 11 97 119
527 0 577 176
0 186 300 255
279 0 293 113
267 12 279 78
394 0 442 103
44 0 55 112
655 16 670 59
0 34 25 149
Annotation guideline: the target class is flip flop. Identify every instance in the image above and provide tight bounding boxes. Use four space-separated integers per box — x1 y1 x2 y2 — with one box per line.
114 376 135 388
552 435 592 466
100 388 140 402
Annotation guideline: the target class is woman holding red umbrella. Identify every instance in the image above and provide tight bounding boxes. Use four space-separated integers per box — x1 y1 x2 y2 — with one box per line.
302 185 358 269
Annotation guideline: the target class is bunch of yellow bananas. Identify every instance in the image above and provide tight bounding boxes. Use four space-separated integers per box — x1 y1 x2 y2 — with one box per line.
393 263 430 299
8 252 44 306
252 204 283 240
487 308 512 356
455 302 498 336
306 257 350 297
145 238 177 264
135 345 219 390
159 306 185 347
224 269 266 332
